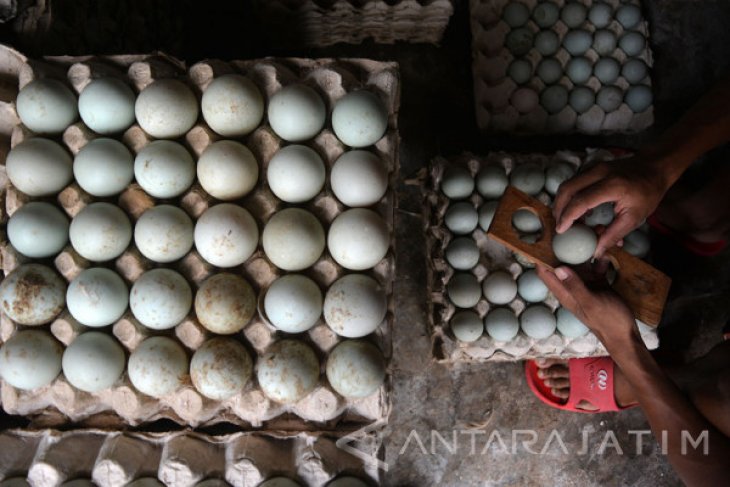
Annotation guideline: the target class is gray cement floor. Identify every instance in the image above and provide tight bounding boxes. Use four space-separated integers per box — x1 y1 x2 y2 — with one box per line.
2 1 730 485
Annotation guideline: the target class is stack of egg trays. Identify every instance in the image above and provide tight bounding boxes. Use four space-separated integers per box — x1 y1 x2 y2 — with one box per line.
0 428 382 486
470 0 654 134
0 50 399 430
423 150 659 363
252 0 455 47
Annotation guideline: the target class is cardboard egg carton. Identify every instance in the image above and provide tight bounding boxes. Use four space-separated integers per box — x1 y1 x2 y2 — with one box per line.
252 0 454 47
424 150 659 362
0 428 382 487
470 0 654 134
0 47 399 429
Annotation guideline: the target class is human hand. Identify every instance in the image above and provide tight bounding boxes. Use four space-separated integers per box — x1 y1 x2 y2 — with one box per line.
552 156 669 257
536 261 639 347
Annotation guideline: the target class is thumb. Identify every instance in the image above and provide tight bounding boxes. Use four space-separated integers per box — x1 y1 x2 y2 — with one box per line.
595 214 636 257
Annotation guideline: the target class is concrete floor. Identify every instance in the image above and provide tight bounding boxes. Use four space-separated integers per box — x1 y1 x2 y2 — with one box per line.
3 0 730 485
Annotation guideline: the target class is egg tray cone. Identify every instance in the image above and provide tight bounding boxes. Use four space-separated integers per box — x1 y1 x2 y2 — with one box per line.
423 150 659 363
0 427 382 487
251 0 455 48
470 0 654 134
0 47 399 430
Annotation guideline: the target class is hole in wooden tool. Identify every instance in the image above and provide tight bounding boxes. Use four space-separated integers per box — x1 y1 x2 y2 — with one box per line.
511 207 543 243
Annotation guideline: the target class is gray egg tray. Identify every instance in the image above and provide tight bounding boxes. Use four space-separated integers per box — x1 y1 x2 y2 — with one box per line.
0 428 381 487
470 0 654 134
424 150 659 363
0 47 398 429
252 0 454 47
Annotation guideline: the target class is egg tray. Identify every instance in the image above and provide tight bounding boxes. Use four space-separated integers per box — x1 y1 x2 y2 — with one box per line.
470 0 654 134
0 48 400 430
251 0 455 48
0 428 382 487
423 150 659 363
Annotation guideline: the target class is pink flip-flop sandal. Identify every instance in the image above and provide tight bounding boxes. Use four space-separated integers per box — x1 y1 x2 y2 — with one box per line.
525 357 637 413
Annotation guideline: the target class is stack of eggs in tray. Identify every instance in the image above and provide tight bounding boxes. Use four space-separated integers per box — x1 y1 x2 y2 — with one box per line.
0 60 394 424
438 153 650 346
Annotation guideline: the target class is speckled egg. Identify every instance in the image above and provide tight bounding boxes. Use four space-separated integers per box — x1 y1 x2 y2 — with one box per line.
78 78 136 134
511 87 539 113
563 29 592 56
596 86 623 112
478 201 500 231
324 274 387 338
512 209 542 233
268 145 325 203
616 4 642 29
62 332 125 392
508 59 533 85
534 30 560 56
556 307 590 337
593 29 618 56
545 161 575 196
135 79 198 139
520 304 557 339
134 205 193 263
561 2 587 28
588 2 613 28
194 204 259 267
268 84 326 142
263 208 325 271
444 202 478 235
73 138 134 197
201 74 264 137
69 202 132 261
130 269 192 330
66 268 128 327
537 58 563 84
447 273 481 308
482 271 517 305
195 273 256 334
445 237 480 270
326 339 385 398
8 202 69 258
257 339 319 404
625 85 653 113
594 58 621 84
569 87 596 114
506 28 534 57
6 138 73 197
0 264 66 325
190 337 252 400
619 31 646 57
510 162 545 195
17 78 78 134
566 57 592 84
134 140 195 199
622 58 649 84
127 336 188 397
332 90 388 148
264 274 322 333
541 85 569 115
502 2 530 27
484 307 519 341
0 330 62 390
327 209 389 270
623 229 650 258
552 223 597 264
476 165 508 198
584 202 614 226
517 269 549 302
533 2 559 28
450 310 483 343
197 140 259 200
331 150 388 207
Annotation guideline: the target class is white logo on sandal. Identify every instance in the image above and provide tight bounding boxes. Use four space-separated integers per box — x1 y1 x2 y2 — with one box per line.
597 369 608 391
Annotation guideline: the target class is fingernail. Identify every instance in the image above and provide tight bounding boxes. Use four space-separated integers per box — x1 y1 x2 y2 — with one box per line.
537 370 545 378
536 358 546 366
595 246 605 258
555 267 569 281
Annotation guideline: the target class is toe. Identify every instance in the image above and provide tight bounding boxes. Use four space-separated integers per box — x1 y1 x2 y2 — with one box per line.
535 358 568 369
544 378 570 389
551 387 570 400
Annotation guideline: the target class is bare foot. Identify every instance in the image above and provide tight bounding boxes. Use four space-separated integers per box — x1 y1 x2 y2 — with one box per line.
535 358 636 411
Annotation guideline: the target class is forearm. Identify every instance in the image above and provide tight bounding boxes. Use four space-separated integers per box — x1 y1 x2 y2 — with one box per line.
606 334 730 486
639 75 730 191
